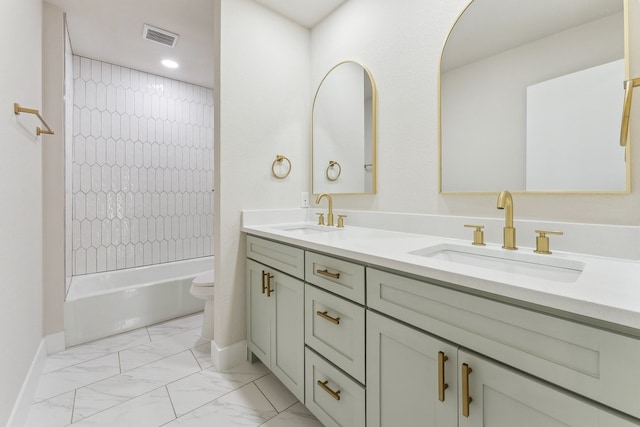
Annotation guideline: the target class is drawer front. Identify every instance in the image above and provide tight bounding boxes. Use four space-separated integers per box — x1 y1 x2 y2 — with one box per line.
305 252 365 304
367 267 640 419
305 348 366 427
246 235 304 279
305 284 366 383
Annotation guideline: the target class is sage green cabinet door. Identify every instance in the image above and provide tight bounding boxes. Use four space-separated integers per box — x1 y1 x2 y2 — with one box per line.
247 259 304 402
458 350 639 427
271 270 304 402
367 311 458 427
246 259 272 366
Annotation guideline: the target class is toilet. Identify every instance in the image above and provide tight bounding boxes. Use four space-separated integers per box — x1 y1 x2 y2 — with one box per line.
190 270 214 340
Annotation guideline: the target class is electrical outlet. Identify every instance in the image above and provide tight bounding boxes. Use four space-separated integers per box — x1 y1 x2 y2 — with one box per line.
301 192 310 208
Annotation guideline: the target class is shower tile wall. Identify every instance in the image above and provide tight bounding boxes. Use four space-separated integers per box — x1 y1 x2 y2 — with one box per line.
71 56 214 275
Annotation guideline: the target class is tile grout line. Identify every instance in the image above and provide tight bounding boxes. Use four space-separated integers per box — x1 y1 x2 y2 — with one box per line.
69 389 77 426
59 347 201 420
253 378 279 414
165 385 178 421
70 383 171 425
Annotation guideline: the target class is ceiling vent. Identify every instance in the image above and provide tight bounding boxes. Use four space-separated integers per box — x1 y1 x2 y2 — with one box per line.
142 24 179 48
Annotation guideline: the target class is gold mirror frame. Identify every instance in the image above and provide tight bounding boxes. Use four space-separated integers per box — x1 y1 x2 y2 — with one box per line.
312 60 377 195
438 0 631 195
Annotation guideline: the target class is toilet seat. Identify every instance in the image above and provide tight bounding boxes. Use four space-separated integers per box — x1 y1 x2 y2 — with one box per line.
192 270 214 287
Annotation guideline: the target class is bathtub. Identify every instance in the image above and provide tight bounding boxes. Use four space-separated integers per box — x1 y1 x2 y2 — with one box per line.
64 257 213 346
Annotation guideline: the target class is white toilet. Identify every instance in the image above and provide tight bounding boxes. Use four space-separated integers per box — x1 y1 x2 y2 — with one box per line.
190 270 214 340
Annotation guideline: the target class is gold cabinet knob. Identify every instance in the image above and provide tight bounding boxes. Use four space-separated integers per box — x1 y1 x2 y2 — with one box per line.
534 230 563 254
464 224 485 246
337 214 347 228
316 213 325 225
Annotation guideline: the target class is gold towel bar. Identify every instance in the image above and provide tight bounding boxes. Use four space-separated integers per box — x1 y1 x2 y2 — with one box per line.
14 103 54 136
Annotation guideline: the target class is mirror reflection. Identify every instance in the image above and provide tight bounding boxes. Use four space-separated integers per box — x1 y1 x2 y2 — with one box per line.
440 0 628 193
312 61 377 194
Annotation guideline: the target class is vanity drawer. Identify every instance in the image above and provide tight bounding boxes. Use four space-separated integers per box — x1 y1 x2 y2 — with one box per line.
367 267 640 420
305 252 365 304
305 284 365 383
305 347 366 427
246 235 304 279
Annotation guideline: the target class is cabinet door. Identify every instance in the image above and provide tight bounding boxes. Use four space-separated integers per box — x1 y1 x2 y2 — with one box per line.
458 350 639 427
367 311 458 427
246 259 272 365
271 271 304 402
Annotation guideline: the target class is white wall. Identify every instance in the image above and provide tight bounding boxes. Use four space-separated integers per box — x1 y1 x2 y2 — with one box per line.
42 3 66 337
0 0 44 423
308 0 640 225
214 0 310 350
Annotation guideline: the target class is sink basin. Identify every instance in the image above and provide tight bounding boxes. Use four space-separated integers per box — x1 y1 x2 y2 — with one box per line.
274 224 338 235
410 244 585 283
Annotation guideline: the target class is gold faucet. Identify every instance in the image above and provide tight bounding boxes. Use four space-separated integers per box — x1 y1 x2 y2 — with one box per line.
315 193 334 226
497 190 517 250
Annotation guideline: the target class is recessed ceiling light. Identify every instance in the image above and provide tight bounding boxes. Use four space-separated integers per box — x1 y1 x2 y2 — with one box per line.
161 59 179 69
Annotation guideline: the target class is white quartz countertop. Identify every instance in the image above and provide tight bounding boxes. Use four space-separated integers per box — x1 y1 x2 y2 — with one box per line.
242 221 640 333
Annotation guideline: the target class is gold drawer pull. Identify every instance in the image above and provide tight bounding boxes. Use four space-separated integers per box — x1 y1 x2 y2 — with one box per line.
316 269 340 279
438 351 449 402
261 271 268 294
316 310 340 325
261 271 274 296
462 363 473 417
317 380 341 400
266 273 275 297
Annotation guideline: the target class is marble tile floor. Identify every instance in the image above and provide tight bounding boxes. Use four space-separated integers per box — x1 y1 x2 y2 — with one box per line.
26 312 323 427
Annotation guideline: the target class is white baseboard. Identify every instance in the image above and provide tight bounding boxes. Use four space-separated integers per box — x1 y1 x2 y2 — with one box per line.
45 330 66 355
211 339 246 370
6 339 47 427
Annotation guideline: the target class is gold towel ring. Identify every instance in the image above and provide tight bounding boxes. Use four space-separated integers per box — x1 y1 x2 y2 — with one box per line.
271 155 291 179
326 160 341 182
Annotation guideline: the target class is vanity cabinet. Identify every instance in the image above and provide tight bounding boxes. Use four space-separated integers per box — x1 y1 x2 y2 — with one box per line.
458 350 639 427
245 233 640 426
246 237 304 402
305 347 366 427
367 310 458 427
305 283 366 383
368 307 639 427
304 251 367 426
367 267 640 425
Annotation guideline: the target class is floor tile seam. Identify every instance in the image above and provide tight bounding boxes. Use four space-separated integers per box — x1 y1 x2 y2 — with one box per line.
34 348 201 405
165 385 179 420
119 344 201 373
162 373 266 421
189 347 208 370
69 389 77 426
39 349 121 376
42 353 111 375
253 379 279 414
147 326 203 343
118 328 203 372
70 383 171 424
32 367 121 405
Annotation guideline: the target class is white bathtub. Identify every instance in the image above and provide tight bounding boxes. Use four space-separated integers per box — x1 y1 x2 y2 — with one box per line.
64 257 213 346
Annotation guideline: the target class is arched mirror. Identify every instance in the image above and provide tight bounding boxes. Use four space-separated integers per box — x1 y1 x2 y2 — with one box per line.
440 0 629 193
312 61 377 194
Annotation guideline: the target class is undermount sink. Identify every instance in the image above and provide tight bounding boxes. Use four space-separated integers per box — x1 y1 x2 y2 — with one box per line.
410 244 585 283
274 224 338 235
